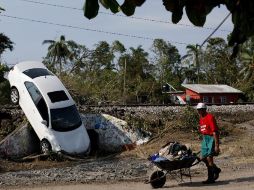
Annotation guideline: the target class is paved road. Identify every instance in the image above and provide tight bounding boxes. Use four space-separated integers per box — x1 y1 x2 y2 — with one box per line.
5 169 254 190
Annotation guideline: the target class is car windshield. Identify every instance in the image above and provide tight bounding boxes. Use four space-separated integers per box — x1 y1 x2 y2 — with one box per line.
50 105 82 132
23 68 53 79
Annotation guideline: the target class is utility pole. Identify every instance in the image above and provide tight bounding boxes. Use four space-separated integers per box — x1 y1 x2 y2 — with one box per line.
196 44 200 84
123 58 127 104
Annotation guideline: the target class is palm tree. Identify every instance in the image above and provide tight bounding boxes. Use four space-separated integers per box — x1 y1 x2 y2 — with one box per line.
185 44 200 83
42 35 71 75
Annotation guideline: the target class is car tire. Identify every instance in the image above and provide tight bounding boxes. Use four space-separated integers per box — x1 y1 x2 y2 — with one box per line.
10 87 19 105
40 140 51 155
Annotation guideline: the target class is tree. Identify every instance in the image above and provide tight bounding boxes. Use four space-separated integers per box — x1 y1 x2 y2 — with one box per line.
65 40 91 75
151 39 181 88
0 33 14 59
90 41 114 71
118 46 156 103
185 44 200 83
239 37 254 81
83 0 254 56
203 37 238 85
42 35 72 75
110 40 126 71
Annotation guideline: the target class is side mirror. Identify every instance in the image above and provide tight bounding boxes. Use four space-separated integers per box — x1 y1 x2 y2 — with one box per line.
41 120 47 126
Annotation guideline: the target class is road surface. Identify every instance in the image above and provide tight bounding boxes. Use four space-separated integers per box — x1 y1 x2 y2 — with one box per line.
6 169 254 190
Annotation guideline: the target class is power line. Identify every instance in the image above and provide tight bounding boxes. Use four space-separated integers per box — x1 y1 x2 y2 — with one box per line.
17 0 231 33
200 12 231 47
0 14 189 45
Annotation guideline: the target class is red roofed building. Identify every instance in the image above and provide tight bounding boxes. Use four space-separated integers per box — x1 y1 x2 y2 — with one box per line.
181 84 243 104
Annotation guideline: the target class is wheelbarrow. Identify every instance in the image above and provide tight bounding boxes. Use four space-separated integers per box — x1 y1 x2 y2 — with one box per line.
146 153 201 188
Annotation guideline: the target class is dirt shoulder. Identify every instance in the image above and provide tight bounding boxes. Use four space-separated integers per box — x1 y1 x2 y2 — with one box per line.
0 150 254 189
3 161 254 190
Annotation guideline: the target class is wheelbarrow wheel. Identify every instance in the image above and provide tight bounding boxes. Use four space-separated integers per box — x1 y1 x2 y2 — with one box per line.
150 170 166 188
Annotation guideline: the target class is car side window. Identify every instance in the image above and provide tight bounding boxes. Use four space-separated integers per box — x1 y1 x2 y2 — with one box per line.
24 81 49 126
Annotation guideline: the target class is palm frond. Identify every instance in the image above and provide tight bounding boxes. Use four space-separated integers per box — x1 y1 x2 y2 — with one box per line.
42 40 55 45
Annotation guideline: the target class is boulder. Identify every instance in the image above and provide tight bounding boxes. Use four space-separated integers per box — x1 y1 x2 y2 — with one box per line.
0 123 40 158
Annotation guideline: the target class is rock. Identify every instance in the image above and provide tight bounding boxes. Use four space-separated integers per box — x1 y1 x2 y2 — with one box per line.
0 123 40 158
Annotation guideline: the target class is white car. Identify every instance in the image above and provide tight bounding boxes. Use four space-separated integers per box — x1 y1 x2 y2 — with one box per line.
6 61 90 155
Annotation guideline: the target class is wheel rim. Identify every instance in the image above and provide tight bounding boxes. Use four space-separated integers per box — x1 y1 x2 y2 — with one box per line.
11 89 18 103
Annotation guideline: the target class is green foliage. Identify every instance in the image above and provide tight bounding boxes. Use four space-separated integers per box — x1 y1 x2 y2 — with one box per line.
0 33 14 57
239 37 254 81
40 36 254 105
42 35 72 75
237 80 254 101
0 81 10 104
151 39 181 87
0 64 10 104
92 41 115 70
184 44 200 83
0 64 9 81
202 37 239 85
179 106 199 134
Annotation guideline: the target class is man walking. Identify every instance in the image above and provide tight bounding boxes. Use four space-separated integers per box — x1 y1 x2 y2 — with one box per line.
196 102 221 184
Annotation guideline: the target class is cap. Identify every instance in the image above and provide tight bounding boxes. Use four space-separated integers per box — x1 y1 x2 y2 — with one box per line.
196 102 207 109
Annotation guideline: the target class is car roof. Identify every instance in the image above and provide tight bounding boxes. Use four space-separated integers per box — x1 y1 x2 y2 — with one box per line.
15 61 46 72
13 61 76 109
33 75 75 109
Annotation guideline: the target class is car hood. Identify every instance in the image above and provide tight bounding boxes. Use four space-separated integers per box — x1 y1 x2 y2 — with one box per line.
51 125 90 154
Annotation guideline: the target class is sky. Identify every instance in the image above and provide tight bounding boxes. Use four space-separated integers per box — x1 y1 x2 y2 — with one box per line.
0 0 233 66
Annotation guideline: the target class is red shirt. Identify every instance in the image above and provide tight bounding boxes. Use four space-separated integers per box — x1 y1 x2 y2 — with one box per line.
199 113 218 136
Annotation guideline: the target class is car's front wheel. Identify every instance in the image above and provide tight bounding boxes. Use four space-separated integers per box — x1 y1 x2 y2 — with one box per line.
10 87 19 105
40 140 51 155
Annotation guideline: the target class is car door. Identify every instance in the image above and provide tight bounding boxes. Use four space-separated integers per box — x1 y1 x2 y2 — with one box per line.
23 81 50 140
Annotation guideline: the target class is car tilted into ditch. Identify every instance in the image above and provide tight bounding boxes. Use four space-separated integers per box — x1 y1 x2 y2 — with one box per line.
6 61 90 155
